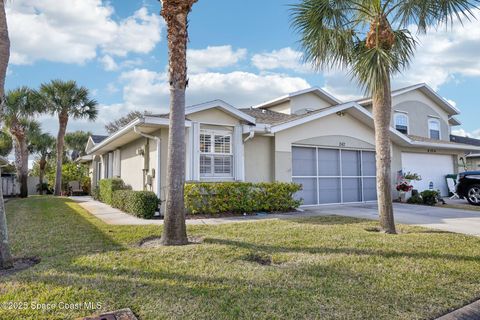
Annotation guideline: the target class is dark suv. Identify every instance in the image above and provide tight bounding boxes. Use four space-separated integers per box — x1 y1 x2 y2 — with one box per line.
456 171 480 205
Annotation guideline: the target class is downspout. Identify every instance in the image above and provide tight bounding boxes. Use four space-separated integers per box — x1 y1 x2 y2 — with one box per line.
244 126 255 143
134 126 161 200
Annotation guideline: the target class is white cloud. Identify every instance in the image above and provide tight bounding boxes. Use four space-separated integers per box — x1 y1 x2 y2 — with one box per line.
99 55 118 71
452 128 480 139
7 1 162 65
252 47 313 73
118 68 310 113
188 45 247 73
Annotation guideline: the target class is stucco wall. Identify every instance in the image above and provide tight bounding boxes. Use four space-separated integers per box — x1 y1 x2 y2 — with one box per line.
392 90 450 141
244 135 274 182
290 92 333 115
120 137 147 191
188 108 241 126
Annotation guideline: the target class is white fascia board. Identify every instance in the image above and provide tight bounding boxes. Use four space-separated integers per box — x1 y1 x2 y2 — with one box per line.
143 116 192 127
186 100 256 124
89 117 145 154
467 153 480 158
409 141 480 151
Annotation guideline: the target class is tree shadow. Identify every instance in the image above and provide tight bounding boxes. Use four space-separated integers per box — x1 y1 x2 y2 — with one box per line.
286 215 371 225
204 238 480 263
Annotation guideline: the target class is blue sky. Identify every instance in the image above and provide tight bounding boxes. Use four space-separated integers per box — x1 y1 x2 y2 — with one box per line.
5 0 480 137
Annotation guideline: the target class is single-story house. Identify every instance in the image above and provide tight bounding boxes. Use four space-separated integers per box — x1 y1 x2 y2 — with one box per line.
85 83 480 210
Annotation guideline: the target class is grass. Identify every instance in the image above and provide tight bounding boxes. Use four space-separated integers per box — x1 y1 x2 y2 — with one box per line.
1 197 480 320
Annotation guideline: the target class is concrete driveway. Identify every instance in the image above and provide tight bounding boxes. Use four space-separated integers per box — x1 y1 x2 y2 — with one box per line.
304 202 480 236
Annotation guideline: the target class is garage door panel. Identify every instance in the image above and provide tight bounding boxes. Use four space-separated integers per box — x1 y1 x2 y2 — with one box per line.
401 153 454 196
318 149 340 176
342 150 361 176
293 178 317 205
292 147 316 176
318 178 341 204
363 178 377 201
342 178 362 202
362 151 376 176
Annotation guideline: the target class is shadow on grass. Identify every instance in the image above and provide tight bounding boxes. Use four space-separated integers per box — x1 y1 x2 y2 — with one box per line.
287 215 371 225
204 238 480 263
5 197 125 267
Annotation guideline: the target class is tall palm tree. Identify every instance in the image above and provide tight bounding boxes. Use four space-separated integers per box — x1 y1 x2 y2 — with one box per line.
29 132 55 195
3 88 41 198
159 0 197 246
291 0 478 234
0 0 13 270
39 80 98 196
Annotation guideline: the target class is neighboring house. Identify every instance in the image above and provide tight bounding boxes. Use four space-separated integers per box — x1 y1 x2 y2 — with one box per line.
450 135 480 171
84 83 480 209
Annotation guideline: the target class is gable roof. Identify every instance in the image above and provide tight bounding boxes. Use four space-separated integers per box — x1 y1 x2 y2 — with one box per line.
186 100 256 124
239 108 302 125
91 135 108 144
356 83 460 115
253 87 342 110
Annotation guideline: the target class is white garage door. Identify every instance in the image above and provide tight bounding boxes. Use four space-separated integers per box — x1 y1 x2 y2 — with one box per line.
401 153 454 196
292 146 377 205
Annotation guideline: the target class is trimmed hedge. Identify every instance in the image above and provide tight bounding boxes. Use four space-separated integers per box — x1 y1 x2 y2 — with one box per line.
98 178 130 205
112 190 159 219
184 182 302 215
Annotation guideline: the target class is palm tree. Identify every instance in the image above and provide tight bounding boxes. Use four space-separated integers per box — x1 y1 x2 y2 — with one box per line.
291 0 477 234
159 0 197 246
3 88 41 198
39 80 98 196
0 0 13 270
65 130 91 161
29 132 55 195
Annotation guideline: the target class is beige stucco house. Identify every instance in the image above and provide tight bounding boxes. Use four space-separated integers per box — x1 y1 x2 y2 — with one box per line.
84 83 480 209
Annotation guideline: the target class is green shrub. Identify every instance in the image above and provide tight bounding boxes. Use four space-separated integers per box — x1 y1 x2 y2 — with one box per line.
98 178 130 205
112 190 159 219
92 186 100 200
420 190 440 206
407 194 423 205
184 182 302 215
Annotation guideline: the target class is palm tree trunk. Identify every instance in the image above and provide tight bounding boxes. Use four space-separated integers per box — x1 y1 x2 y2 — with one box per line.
18 138 28 198
160 0 197 246
372 76 396 234
0 0 13 269
54 115 68 196
39 157 46 195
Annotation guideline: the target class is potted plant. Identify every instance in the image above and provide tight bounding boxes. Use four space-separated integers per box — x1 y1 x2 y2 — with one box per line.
396 181 414 202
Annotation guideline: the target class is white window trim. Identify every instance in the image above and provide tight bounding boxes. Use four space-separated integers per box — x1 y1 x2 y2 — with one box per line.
428 118 441 140
394 112 409 134
199 129 234 179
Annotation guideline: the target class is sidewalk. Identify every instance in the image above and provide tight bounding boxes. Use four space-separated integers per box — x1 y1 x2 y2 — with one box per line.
70 196 307 225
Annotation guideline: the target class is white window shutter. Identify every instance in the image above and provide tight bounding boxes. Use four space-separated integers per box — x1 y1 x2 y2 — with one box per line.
191 122 200 181
233 125 245 181
108 152 114 178
113 149 121 177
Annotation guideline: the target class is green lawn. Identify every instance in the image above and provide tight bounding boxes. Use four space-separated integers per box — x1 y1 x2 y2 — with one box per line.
1 197 480 320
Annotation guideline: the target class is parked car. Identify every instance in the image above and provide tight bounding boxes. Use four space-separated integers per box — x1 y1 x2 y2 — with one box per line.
456 171 480 205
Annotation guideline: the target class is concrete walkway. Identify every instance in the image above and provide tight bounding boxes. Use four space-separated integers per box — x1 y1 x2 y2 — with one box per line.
71 196 480 235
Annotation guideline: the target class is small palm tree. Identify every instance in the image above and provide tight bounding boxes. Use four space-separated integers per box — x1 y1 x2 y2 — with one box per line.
65 130 91 161
39 80 98 196
291 0 478 234
159 0 197 246
0 0 13 269
29 132 55 195
3 87 41 198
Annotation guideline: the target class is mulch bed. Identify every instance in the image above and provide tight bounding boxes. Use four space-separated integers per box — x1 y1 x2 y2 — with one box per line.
0 257 40 276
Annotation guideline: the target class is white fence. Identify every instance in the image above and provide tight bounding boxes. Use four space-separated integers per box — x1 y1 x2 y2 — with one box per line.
1 175 40 197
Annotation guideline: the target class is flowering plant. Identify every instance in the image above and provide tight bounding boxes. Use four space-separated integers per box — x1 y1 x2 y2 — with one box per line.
396 181 413 192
